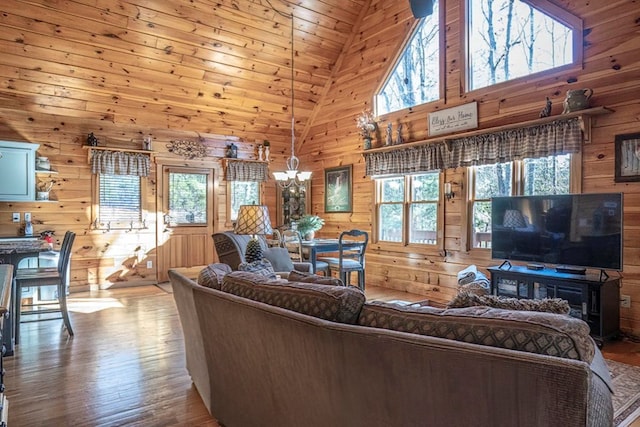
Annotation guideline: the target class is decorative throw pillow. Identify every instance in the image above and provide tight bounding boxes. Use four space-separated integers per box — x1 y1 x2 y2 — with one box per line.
287 270 344 286
197 263 232 290
263 247 295 272
238 259 277 280
447 291 571 314
458 281 489 296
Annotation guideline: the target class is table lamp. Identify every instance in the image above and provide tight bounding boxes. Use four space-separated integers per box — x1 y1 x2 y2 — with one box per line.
234 205 273 263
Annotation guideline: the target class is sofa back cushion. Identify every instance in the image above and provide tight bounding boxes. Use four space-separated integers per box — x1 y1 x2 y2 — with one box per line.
222 271 365 324
287 270 344 286
358 301 595 362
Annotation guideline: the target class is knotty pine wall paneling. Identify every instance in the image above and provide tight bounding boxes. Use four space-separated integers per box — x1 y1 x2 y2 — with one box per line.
0 0 638 336
299 0 640 336
0 110 259 291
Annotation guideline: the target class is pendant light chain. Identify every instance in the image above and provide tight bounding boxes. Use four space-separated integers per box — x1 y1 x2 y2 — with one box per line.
290 12 295 157
266 0 311 187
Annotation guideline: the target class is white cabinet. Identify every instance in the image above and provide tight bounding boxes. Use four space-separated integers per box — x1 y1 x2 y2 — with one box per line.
0 141 39 201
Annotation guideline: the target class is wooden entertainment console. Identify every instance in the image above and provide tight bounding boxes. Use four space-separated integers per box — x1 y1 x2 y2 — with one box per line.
488 265 620 345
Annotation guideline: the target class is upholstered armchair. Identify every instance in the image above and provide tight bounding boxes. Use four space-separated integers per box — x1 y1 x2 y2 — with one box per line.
212 231 311 277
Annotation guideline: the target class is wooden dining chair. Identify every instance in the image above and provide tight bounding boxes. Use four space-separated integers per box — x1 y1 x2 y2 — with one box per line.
14 231 76 343
318 230 368 290
282 230 329 275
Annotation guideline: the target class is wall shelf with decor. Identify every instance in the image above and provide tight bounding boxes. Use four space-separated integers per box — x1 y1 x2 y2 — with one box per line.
222 158 268 165
362 106 613 154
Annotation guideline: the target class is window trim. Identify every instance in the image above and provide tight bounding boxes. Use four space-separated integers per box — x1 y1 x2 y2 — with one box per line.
373 172 444 251
462 0 583 95
373 0 445 116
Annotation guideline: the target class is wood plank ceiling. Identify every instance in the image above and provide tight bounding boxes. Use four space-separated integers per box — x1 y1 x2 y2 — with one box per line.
0 0 369 146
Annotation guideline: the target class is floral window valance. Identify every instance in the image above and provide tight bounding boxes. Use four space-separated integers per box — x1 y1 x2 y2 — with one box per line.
365 117 583 176
225 160 268 182
90 150 151 177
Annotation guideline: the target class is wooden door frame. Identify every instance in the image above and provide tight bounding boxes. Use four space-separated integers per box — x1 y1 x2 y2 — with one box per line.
155 157 219 282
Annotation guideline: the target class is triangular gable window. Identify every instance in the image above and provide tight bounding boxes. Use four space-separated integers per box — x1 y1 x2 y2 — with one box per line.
375 1 440 115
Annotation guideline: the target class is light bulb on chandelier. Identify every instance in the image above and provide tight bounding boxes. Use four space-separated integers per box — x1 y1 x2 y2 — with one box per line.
271 6 311 189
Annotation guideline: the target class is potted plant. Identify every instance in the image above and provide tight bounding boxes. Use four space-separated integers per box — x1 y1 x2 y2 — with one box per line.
295 214 324 240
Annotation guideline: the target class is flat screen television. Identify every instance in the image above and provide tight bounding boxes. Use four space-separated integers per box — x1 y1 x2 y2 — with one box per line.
491 193 623 271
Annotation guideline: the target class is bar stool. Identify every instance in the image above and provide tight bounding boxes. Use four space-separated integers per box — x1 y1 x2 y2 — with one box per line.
14 231 75 343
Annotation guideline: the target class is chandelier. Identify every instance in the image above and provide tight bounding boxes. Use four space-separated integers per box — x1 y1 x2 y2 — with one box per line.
272 8 312 189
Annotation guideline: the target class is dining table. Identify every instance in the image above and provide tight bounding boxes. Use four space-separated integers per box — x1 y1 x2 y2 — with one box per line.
0 236 51 356
301 238 365 272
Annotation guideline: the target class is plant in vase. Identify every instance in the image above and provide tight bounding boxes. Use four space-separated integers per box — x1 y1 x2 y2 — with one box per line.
296 214 324 240
356 109 377 150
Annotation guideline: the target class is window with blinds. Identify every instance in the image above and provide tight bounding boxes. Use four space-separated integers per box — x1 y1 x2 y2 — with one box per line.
98 174 142 227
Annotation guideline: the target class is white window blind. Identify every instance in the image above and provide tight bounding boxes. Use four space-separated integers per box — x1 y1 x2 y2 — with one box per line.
99 174 142 225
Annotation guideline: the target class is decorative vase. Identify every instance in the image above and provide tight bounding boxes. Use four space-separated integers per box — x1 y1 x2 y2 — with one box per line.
226 143 238 158
304 231 315 241
36 157 51 171
363 138 372 150
142 136 152 151
562 88 593 114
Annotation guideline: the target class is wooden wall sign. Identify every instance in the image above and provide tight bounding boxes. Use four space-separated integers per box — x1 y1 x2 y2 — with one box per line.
428 102 478 137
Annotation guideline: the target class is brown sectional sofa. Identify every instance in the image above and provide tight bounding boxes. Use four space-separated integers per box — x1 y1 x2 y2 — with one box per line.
169 268 614 427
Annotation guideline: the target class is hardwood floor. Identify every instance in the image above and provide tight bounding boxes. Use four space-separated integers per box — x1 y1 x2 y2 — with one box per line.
5 285 219 426
4 284 639 426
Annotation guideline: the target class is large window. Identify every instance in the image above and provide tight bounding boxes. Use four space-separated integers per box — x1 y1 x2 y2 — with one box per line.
375 0 440 115
467 0 579 91
97 174 142 229
376 172 440 245
469 154 572 248
229 181 261 221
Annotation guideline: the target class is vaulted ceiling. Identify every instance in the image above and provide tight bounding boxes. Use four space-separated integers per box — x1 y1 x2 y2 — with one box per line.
0 0 370 146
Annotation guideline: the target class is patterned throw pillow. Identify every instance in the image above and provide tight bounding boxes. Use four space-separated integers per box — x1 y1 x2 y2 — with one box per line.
459 281 489 296
447 291 571 314
287 270 344 287
238 259 277 280
197 263 232 290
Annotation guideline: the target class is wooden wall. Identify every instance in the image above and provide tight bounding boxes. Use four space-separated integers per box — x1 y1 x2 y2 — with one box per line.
0 110 258 290
300 0 640 336
0 0 638 337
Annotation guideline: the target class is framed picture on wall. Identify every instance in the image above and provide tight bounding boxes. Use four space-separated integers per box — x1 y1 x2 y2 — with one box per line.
324 165 352 213
615 132 640 182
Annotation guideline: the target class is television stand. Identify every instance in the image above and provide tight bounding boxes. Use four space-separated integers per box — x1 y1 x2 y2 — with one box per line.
488 265 620 346
555 265 586 275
